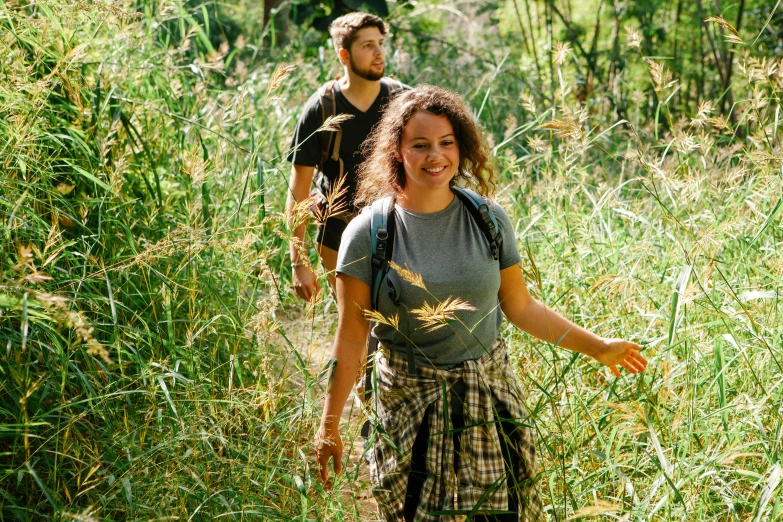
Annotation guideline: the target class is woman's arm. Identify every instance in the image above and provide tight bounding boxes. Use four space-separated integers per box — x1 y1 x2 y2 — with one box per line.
498 264 648 376
316 272 371 481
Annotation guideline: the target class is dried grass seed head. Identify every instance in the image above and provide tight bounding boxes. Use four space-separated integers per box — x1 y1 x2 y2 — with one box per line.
625 27 642 49
705 16 745 45
411 296 476 332
553 41 572 67
388 261 426 290
536 118 583 141
645 59 677 92
267 63 296 95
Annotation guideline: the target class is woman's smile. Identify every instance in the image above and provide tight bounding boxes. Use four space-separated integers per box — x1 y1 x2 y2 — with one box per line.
398 110 460 197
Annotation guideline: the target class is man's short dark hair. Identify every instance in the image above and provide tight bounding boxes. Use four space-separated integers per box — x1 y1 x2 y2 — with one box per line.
328 12 388 53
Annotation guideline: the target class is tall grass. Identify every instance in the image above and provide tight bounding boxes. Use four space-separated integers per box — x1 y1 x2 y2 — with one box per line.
1 0 781 521
0 0 324 519
468 13 782 521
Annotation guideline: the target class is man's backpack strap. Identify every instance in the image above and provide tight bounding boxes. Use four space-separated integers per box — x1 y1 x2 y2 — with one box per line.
370 197 396 310
453 187 504 261
317 80 342 166
319 78 404 182
381 77 405 97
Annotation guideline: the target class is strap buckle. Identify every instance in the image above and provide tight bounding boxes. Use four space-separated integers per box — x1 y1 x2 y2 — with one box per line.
375 227 388 255
478 204 496 231
478 204 502 260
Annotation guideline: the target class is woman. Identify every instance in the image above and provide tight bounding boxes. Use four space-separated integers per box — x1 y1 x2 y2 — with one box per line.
315 86 648 522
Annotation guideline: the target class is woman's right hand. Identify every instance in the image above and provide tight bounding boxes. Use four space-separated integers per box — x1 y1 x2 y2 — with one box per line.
315 424 343 481
591 338 648 377
293 264 320 302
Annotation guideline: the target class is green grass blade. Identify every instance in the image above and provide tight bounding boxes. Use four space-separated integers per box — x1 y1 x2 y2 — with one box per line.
753 462 782 522
25 461 60 511
668 265 692 347
66 161 112 192
750 194 782 245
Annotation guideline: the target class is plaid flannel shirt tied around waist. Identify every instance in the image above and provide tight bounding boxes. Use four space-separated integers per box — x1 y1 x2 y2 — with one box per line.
369 338 544 522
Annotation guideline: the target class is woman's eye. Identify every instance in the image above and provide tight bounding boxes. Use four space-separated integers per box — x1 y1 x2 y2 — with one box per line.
442 141 454 146
413 144 426 149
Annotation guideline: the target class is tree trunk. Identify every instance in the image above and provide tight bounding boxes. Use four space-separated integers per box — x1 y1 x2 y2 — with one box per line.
582 0 604 103
548 0 592 82
522 0 541 73
698 22 705 107
512 0 532 56
606 0 622 88
721 0 746 117
672 0 683 110
546 0 555 106
263 0 278 27
695 0 728 111
263 0 289 47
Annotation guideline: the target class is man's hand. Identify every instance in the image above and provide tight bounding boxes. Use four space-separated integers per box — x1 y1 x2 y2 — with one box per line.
293 264 320 302
286 164 318 302
592 338 648 377
315 425 343 482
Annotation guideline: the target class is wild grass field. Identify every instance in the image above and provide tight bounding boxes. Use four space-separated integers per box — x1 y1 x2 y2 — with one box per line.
1 0 782 520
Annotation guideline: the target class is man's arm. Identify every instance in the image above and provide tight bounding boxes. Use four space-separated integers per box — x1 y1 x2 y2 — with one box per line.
286 163 320 301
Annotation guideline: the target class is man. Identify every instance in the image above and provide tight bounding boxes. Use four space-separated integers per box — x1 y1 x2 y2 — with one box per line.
286 12 406 302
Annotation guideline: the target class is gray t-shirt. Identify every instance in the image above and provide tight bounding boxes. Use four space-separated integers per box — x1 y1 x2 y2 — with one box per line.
336 192 521 369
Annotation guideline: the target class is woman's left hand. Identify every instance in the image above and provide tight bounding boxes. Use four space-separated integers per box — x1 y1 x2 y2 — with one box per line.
591 338 648 377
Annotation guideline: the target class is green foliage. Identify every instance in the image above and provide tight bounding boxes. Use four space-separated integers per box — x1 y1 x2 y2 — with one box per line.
0 0 315 518
292 0 390 32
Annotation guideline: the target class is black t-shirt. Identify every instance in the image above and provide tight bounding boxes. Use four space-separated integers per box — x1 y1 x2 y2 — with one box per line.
287 79 406 213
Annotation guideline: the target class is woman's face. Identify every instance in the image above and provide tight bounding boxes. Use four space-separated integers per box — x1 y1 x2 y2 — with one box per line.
398 111 459 195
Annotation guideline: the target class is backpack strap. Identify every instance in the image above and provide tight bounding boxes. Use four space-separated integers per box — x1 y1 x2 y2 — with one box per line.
319 78 404 181
370 197 396 310
317 80 342 164
363 196 406 428
381 77 405 97
452 187 504 261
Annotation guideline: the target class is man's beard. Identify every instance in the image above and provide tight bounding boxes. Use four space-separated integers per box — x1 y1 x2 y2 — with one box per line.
349 56 384 81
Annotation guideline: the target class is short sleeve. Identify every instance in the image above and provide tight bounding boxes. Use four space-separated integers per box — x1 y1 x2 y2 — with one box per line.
490 201 522 270
336 208 373 285
286 91 323 167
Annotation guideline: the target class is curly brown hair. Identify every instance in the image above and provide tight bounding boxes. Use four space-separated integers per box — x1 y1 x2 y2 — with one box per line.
354 85 495 208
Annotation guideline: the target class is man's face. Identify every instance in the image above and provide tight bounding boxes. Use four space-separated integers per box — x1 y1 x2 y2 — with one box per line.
345 26 385 81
